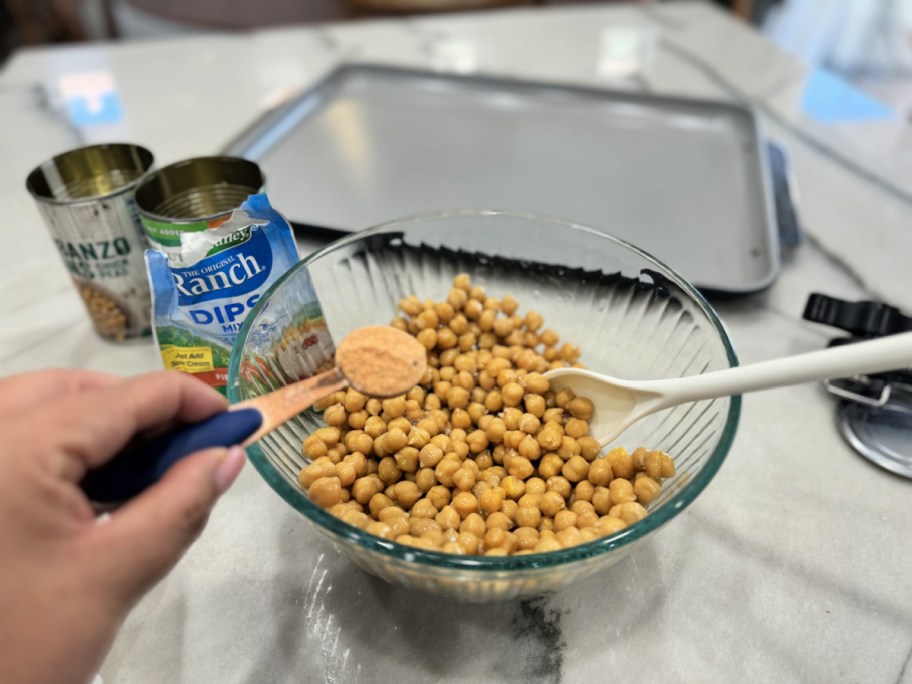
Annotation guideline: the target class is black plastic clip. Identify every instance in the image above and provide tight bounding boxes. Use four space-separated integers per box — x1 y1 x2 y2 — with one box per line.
803 293 912 339
803 294 912 406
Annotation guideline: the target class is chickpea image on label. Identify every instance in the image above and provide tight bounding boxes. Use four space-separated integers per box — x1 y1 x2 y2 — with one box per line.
78 282 129 341
299 274 676 556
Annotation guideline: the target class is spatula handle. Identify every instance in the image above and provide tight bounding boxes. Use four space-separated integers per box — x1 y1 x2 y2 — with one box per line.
80 408 264 503
650 331 912 407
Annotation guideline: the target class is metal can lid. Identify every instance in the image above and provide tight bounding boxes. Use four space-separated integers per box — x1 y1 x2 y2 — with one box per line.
837 396 912 479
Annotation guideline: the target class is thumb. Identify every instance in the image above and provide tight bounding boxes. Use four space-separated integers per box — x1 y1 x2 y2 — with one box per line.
86 446 246 604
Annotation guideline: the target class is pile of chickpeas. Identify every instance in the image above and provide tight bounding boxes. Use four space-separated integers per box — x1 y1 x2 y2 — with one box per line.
299 274 675 556
78 282 129 341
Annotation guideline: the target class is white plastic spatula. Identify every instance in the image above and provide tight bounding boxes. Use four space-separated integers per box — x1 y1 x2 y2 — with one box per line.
544 331 912 445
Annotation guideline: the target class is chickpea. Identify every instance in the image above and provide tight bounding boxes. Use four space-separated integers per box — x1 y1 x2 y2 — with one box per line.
453 467 477 492
525 477 547 495
344 431 373 456
302 435 328 460
363 416 387 440
323 404 348 427
523 394 546 418
587 458 613 487
566 396 595 421
466 430 489 454
416 417 439 437
610 501 648 525
546 476 572 500
518 413 541 434
513 526 539 551
377 457 401 484
595 515 627 537
557 436 581 461
501 475 526 500
501 382 525 407
561 455 589 483
516 435 540 461
460 512 487 538
418 443 444 469
343 451 368 478
435 458 460 487
538 453 564 480
313 427 342 447
298 460 335 488
458 332 477 351
539 491 566 517
564 418 588 440
591 487 612 516
392 480 422 508
382 427 408 453
368 492 396 518
410 498 439 520
435 505 461 531
537 426 563 452
555 527 583 549
478 487 505 514
660 452 676 478
634 476 662 506
573 480 596 503
452 440 470 459
415 468 437 492
415 309 439 331
507 455 535 480
631 446 649 472
534 537 562 553
426 485 450 510
451 491 479 519
409 518 440 538
576 511 599 529
309 477 342 508
365 521 393 539
467 402 486 424
446 386 470 410
334 461 357 487
399 295 423 316
338 508 371 529
577 436 601 462
345 410 367 430
645 451 665 481
554 510 578 532
351 475 384 505
607 478 635 506
394 447 419 474
607 446 634 479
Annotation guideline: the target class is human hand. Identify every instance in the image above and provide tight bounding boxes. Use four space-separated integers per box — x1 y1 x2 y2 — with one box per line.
0 369 246 684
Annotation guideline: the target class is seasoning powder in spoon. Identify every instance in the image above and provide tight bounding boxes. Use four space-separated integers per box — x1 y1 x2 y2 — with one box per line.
335 325 427 398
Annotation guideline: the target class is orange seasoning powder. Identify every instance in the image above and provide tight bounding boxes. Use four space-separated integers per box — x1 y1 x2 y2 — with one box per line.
335 325 427 398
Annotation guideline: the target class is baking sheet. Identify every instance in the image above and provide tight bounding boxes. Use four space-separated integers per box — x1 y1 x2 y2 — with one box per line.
225 64 782 294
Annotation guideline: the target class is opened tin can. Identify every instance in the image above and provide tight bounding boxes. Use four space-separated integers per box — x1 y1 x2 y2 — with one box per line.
26 143 155 341
134 156 264 264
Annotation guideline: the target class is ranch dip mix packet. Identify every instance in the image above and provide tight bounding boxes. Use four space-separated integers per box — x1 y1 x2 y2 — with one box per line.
145 193 299 394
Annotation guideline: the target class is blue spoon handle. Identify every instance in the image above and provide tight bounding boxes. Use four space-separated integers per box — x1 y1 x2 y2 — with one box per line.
80 407 264 503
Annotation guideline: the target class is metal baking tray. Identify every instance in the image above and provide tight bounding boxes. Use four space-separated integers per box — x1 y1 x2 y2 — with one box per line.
225 64 795 294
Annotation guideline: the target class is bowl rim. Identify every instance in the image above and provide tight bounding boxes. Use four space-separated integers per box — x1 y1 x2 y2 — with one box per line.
229 209 740 572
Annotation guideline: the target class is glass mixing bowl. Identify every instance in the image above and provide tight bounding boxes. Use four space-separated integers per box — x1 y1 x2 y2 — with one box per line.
228 211 739 602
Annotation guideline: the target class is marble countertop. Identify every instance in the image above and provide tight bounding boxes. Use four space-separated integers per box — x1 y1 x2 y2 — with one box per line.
2 2 911 682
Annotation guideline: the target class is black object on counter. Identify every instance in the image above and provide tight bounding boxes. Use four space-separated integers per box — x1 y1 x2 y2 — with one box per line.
803 292 912 479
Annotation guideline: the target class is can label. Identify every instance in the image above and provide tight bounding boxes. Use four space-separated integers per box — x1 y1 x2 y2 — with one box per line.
39 193 152 341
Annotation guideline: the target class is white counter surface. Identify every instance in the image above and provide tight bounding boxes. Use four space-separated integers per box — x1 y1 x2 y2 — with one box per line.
1 3 910 682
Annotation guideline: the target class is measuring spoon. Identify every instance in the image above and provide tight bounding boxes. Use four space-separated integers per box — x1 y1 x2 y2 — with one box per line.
81 326 427 502
544 331 912 445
